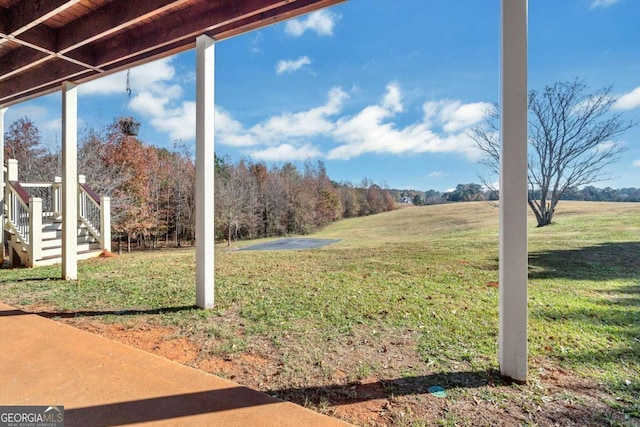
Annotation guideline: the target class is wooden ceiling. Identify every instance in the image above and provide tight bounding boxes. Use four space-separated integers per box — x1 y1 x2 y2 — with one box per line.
0 0 345 107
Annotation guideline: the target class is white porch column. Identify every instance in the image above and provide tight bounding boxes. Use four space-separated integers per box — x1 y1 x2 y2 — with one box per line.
1 107 7 262
101 196 111 252
499 0 528 382
195 34 215 309
62 82 78 280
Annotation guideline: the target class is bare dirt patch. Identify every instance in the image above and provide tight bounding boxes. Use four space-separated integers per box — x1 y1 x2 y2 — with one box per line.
77 321 199 365
44 313 637 426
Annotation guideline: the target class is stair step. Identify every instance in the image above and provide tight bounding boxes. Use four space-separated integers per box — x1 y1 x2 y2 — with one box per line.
35 248 104 266
41 242 100 256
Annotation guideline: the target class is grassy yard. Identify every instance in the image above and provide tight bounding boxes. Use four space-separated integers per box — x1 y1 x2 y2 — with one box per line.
1 201 639 426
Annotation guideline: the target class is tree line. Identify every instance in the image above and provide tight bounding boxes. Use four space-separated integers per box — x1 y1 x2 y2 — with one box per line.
393 183 640 206
215 157 395 244
4 117 395 249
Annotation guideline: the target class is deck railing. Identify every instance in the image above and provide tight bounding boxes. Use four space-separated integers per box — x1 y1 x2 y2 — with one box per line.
4 160 43 264
3 160 111 266
21 179 62 221
78 175 111 251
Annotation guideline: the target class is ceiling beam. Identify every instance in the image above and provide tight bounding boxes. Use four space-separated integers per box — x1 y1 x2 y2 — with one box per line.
0 46 50 81
0 8 8 33
74 0 296 68
212 0 345 40
12 24 58 53
5 0 80 35
0 58 91 105
56 0 190 53
89 0 344 69
0 0 346 107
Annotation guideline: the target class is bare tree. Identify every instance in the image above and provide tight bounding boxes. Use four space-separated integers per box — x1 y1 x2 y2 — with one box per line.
215 160 258 245
471 79 634 227
3 117 48 181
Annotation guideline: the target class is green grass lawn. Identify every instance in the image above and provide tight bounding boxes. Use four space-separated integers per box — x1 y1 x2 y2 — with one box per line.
1 201 639 425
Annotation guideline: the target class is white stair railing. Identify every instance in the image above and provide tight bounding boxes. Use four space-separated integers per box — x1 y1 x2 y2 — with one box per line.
3 160 111 266
7 181 31 245
78 175 111 252
4 160 43 265
20 179 62 221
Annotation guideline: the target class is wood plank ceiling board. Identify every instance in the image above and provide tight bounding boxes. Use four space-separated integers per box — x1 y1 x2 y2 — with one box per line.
0 0 346 107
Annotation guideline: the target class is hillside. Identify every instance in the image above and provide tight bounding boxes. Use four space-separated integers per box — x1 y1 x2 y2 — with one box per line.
1 201 639 426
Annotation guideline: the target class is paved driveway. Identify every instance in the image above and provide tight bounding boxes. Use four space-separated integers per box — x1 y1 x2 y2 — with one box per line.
239 238 340 251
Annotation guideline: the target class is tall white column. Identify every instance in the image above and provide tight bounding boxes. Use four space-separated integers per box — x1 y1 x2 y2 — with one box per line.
195 34 215 309
499 0 528 382
0 107 6 263
62 82 78 280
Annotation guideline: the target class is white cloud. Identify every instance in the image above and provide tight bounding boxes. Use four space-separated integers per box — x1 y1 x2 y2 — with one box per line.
284 10 338 36
594 140 618 152
79 71 126 96
105 57 195 141
79 57 177 98
250 32 263 54
249 144 322 161
428 171 443 178
216 107 257 147
423 100 491 132
130 58 176 89
590 0 620 9
6 104 51 122
613 86 640 111
327 86 485 161
276 56 312 75
214 83 489 163
129 91 170 118
149 101 196 142
42 118 62 133
633 160 640 167
484 181 500 191
212 88 347 160
249 87 347 143
382 82 403 113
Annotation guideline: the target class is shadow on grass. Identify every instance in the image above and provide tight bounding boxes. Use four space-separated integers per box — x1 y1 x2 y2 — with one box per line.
0 276 63 284
0 305 197 318
533 281 640 416
537 283 640 355
39 305 199 318
528 241 640 281
273 369 504 406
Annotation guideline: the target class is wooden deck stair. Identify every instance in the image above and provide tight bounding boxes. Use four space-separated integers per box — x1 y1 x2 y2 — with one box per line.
4 159 110 268
38 220 104 266
8 220 104 267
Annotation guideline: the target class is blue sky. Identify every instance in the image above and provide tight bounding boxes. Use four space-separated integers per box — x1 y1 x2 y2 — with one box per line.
6 0 640 192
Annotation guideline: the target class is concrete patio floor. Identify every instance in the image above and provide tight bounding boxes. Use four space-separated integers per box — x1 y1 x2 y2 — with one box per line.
0 301 351 426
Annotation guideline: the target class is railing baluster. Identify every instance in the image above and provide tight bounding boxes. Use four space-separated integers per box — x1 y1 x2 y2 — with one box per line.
78 182 104 248
4 162 109 266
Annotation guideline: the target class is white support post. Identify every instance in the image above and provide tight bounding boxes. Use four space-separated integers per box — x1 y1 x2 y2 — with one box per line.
195 34 215 309
101 196 111 252
499 0 528 382
29 197 42 265
6 160 17 226
0 107 6 262
54 176 62 218
62 82 78 280
7 159 17 181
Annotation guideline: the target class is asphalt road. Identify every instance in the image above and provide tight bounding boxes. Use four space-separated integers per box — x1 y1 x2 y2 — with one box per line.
238 238 341 251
